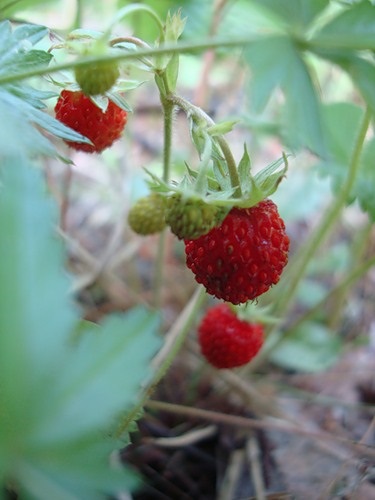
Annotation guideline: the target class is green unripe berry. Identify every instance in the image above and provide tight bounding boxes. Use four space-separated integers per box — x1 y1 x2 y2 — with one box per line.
75 60 120 96
166 194 226 240
128 193 167 235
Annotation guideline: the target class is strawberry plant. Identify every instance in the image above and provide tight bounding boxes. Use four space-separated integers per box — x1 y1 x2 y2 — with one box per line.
1 0 375 498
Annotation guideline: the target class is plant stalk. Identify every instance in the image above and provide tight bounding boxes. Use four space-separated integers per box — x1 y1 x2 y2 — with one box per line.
152 75 175 309
115 285 207 438
274 107 372 315
167 93 241 194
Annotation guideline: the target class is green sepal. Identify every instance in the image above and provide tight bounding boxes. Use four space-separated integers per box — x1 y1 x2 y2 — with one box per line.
207 119 240 137
231 302 280 326
165 51 179 92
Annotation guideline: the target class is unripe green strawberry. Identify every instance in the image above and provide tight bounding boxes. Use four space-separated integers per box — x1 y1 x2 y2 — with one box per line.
128 193 167 235
75 60 120 96
165 193 226 240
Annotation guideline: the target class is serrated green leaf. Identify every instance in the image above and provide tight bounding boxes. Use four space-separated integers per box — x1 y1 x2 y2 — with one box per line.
16 437 138 500
34 308 161 444
0 0 55 17
0 155 79 451
0 157 160 498
0 94 54 157
244 35 287 113
271 322 342 372
5 94 90 147
244 35 326 155
355 138 375 220
0 22 49 74
314 0 375 48
342 57 375 118
0 22 89 152
280 53 326 156
315 102 364 196
2 49 52 76
247 0 329 29
12 22 48 45
0 17 11 45
7 84 57 109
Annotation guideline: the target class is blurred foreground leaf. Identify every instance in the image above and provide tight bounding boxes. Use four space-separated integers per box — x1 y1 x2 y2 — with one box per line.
0 156 161 498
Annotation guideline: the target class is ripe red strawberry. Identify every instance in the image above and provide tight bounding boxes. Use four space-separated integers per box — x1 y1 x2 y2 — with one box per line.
185 199 289 305
54 90 127 153
75 60 120 96
198 303 264 369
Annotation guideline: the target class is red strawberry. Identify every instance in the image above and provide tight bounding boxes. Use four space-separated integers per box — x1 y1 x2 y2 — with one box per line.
198 303 264 369
54 90 127 153
185 199 289 305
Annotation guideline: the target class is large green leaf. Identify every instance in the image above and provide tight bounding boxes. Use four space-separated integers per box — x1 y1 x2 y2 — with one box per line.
247 0 329 29
342 57 375 118
355 138 375 221
244 35 326 155
0 21 48 71
314 102 375 220
315 102 363 199
0 0 56 17
0 157 161 497
314 0 375 50
0 21 90 151
271 322 342 373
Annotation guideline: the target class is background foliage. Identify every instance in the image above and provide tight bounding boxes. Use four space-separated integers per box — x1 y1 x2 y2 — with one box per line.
0 0 374 498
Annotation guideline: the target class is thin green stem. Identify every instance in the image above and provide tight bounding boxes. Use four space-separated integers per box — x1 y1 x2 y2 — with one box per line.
116 286 207 438
71 0 83 31
160 79 174 184
328 220 373 330
287 254 375 335
152 75 175 309
274 107 372 315
248 254 375 371
167 93 241 194
152 230 167 310
0 35 259 86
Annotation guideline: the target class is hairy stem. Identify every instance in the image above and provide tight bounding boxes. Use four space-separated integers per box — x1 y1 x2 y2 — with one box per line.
152 75 175 309
116 286 207 438
167 93 241 194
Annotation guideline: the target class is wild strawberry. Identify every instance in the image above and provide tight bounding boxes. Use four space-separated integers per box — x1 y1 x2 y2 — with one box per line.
165 193 226 240
198 303 264 369
54 90 127 153
185 199 289 304
75 60 120 96
128 193 167 235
